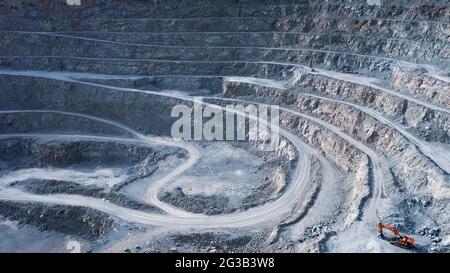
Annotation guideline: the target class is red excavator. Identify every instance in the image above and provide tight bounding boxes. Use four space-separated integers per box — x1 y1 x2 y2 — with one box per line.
378 223 415 249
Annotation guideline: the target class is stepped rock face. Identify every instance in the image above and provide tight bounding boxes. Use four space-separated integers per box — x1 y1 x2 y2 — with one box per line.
0 0 449 253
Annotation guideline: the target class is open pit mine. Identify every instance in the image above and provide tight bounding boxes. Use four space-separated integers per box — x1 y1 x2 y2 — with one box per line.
0 0 449 253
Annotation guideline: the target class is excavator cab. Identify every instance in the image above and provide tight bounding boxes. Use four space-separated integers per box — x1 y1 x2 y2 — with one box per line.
378 223 414 249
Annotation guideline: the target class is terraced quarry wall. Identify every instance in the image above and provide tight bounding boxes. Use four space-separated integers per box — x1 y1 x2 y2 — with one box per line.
0 0 449 253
